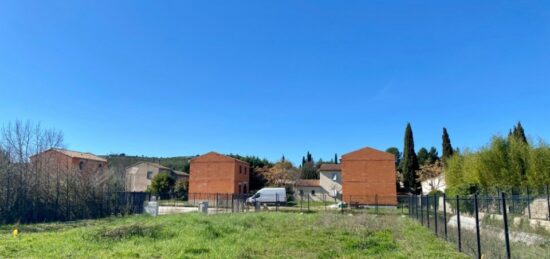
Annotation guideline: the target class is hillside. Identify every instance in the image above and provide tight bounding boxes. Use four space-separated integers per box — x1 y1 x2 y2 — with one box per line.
103 154 197 173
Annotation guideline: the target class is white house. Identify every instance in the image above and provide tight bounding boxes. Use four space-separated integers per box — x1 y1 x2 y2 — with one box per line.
421 174 446 195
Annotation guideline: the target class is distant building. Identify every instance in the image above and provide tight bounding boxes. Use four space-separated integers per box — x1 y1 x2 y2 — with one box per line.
188 152 249 199
294 179 327 201
341 147 397 205
30 148 108 175
125 162 189 192
319 163 342 198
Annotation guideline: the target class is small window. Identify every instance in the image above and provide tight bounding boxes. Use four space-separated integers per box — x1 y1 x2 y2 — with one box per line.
311 190 316 195
243 184 248 194
147 171 153 180
79 161 84 170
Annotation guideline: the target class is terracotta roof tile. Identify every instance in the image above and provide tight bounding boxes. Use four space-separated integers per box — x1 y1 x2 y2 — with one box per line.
319 164 341 171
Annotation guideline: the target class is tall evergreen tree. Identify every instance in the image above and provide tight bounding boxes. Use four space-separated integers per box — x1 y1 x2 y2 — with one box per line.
442 127 454 160
417 147 429 165
334 153 338 164
512 122 528 144
427 147 439 164
301 151 318 179
400 123 420 194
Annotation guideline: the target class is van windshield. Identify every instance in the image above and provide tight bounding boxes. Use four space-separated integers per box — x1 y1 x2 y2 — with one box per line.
253 193 261 198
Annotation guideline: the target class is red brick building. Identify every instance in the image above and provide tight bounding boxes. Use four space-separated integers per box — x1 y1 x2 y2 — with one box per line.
188 152 250 198
341 147 397 205
30 148 108 175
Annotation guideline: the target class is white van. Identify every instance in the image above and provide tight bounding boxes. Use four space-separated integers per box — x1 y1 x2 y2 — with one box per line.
247 188 286 205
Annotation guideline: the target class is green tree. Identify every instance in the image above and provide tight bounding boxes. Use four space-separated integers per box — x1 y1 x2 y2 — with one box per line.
400 123 420 194
150 173 175 199
417 147 429 165
427 147 439 164
512 122 528 144
385 147 401 168
334 153 338 164
173 178 188 199
442 127 454 160
301 151 318 179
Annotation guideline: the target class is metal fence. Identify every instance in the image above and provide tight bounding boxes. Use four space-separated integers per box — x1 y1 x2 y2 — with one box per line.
156 190 550 258
0 191 147 224
408 193 550 258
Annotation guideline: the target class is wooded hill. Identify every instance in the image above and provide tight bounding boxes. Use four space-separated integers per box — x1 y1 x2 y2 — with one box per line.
103 154 196 172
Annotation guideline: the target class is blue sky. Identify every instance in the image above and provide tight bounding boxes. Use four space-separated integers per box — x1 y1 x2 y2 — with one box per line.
1 1 549 164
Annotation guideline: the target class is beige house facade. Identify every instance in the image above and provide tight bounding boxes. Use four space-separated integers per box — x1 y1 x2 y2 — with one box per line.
126 162 188 192
319 164 342 198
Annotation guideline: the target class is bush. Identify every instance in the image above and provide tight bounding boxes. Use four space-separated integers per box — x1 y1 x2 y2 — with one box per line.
150 173 175 199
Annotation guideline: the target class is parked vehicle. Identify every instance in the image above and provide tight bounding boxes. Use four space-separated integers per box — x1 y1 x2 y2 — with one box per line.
247 188 287 205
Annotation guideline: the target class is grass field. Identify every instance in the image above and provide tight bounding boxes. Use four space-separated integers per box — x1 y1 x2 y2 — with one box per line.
0 212 467 258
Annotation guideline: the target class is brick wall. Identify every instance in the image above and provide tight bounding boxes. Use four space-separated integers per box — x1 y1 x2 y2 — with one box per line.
341 147 397 205
188 152 249 200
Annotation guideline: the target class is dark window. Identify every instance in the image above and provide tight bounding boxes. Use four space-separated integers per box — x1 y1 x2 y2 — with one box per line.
243 184 248 194
147 171 153 179
299 190 304 196
79 161 84 170
239 184 242 194
311 190 316 195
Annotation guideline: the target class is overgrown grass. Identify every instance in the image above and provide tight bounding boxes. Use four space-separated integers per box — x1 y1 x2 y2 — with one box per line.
0 212 467 258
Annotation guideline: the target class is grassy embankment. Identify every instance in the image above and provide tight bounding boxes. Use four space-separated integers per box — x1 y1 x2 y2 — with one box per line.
0 212 467 258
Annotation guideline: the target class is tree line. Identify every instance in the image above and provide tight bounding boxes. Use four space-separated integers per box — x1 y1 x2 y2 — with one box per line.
446 122 550 195
0 121 134 224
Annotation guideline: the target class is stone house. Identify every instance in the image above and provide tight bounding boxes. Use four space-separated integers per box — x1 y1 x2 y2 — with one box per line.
125 162 189 192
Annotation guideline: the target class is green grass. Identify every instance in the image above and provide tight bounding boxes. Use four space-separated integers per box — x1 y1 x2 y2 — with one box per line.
0 212 467 258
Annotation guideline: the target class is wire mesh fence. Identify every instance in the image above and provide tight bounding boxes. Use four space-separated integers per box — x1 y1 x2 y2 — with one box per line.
155 188 550 258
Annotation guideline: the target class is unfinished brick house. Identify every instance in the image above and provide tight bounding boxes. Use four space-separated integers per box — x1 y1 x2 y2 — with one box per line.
30 148 108 176
341 147 397 206
188 152 250 200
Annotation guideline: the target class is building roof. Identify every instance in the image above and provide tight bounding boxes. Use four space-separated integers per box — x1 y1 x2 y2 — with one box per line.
191 152 249 164
172 170 190 177
126 162 189 176
34 148 107 162
319 163 341 171
126 161 170 170
296 179 320 187
341 146 394 161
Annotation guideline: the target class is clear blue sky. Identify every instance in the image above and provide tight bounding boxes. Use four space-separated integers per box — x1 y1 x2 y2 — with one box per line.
1 1 549 164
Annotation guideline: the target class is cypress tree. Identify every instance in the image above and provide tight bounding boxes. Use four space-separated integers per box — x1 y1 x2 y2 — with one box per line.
400 123 420 194
334 153 338 164
442 127 454 160
513 122 528 144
